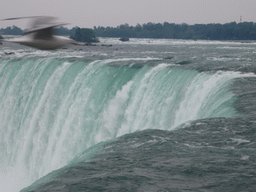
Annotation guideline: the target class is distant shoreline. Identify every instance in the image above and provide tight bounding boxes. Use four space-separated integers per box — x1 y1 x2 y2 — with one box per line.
1 21 256 41
94 22 256 41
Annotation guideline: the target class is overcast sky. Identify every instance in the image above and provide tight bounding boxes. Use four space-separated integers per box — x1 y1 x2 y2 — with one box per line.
1 0 256 29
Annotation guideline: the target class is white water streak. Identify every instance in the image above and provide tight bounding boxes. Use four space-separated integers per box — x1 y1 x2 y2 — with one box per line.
0 58 255 192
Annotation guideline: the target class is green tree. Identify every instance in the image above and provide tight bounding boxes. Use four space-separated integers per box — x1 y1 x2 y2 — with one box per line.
2 25 23 35
54 26 73 36
70 28 99 42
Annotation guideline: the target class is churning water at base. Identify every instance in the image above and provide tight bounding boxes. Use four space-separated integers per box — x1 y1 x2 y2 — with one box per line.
1 38 256 191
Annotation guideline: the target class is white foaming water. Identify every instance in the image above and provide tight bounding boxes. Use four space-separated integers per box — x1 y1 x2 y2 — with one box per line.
101 80 134 141
99 37 256 46
0 55 254 191
172 71 246 128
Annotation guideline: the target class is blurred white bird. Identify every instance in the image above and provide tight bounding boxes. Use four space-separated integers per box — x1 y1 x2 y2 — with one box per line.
1 16 81 50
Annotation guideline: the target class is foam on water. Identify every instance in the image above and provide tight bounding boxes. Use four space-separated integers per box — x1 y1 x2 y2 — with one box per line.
99 37 256 46
0 55 255 191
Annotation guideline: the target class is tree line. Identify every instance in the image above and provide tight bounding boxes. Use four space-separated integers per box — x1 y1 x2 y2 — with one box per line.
1 22 256 40
94 22 256 40
0 26 78 36
0 26 99 42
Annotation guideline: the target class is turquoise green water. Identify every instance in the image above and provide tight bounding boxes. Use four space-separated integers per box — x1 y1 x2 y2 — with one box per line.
1 38 256 191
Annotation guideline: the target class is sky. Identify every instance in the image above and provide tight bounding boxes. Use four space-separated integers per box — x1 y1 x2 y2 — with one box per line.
1 0 256 29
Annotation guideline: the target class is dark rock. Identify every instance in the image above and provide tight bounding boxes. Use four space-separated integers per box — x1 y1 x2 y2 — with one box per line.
5 51 15 55
101 44 113 47
85 42 97 46
119 37 129 42
177 60 192 65
164 56 174 60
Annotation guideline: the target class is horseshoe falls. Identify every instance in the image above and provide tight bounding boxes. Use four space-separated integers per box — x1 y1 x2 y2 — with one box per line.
1 38 256 191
